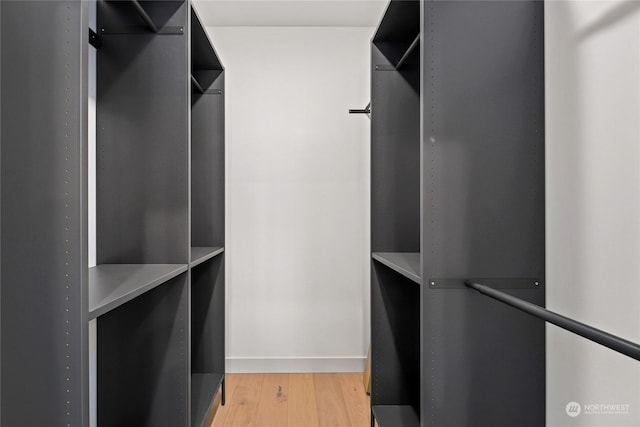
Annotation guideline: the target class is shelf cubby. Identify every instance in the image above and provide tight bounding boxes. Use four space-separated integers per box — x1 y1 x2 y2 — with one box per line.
372 252 421 284
371 260 420 424
99 0 185 34
191 253 225 426
372 405 420 427
372 0 419 68
97 272 189 426
191 373 224 427
191 6 223 93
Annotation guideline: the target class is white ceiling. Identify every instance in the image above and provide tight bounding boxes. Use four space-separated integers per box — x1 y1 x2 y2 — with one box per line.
192 0 388 27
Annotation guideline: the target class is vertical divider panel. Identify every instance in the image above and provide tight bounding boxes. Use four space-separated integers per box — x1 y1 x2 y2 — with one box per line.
421 2 545 426
1 2 89 425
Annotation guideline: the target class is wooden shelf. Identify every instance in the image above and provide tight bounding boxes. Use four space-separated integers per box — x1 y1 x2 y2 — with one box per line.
89 264 188 319
372 252 421 284
190 247 224 268
191 373 224 427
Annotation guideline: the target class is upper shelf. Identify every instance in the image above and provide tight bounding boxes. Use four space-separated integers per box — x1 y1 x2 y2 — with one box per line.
89 263 188 319
99 1 186 34
191 5 223 92
372 252 421 284
372 0 420 68
373 0 419 44
190 247 224 268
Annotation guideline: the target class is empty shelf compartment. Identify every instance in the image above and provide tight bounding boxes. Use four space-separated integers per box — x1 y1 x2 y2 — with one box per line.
191 373 224 427
372 405 419 427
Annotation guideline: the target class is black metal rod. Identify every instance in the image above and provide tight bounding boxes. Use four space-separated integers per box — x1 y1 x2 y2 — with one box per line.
465 280 640 362
131 0 158 33
349 102 371 114
396 34 420 70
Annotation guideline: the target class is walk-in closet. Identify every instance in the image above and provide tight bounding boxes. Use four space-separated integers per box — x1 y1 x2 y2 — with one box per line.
2 1 639 426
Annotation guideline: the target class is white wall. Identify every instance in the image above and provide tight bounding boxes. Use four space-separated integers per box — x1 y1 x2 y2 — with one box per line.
207 26 372 372
546 2 640 426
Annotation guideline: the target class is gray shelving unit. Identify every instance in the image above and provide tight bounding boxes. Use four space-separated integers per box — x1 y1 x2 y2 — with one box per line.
1 1 225 425
190 6 226 427
370 1 545 426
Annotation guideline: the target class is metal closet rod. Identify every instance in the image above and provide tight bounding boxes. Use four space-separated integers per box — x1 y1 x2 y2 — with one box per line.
465 280 640 362
349 102 371 114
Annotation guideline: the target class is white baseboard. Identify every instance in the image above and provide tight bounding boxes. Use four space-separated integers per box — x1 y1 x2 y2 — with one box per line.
226 356 366 373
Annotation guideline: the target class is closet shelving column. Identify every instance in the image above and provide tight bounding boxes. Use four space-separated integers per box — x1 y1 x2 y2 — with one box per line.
190 6 226 427
369 0 545 426
370 1 421 426
93 0 190 425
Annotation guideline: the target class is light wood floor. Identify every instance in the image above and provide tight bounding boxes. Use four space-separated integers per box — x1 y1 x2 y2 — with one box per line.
209 373 371 427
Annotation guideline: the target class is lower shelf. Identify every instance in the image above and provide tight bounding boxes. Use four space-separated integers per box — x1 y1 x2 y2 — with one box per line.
190 246 224 268
372 405 419 427
192 373 224 427
372 252 421 284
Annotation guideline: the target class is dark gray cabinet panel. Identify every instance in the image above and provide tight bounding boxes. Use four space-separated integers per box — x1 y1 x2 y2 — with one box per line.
1 2 89 425
421 2 545 426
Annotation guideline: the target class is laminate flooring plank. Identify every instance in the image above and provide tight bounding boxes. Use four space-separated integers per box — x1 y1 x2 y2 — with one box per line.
210 375 237 427
219 374 265 427
338 373 370 427
287 373 320 427
255 373 289 427
313 373 351 427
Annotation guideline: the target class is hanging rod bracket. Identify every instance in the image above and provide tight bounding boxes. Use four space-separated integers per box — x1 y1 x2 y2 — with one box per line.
99 26 184 35
89 28 102 49
428 278 541 289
